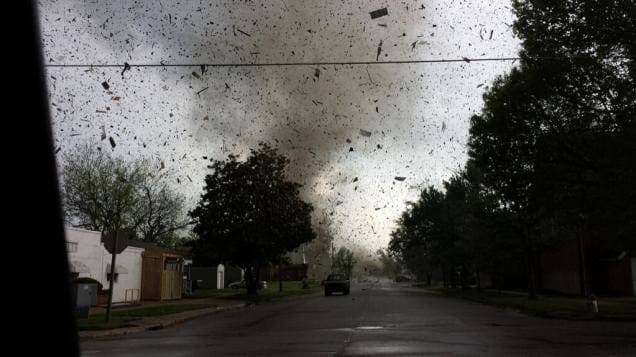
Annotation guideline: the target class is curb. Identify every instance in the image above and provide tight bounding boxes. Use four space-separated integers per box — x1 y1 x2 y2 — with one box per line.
79 303 247 340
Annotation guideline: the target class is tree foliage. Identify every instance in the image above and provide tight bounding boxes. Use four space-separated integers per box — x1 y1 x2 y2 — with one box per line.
61 144 188 244
62 145 146 235
189 143 316 295
390 1 635 297
332 246 355 278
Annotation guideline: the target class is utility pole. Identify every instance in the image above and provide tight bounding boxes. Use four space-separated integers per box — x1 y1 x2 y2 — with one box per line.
106 229 118 322
577 233 588 297
331 242 335 270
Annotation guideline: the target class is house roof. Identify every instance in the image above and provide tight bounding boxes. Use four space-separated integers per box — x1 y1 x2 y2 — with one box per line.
128 240 190 257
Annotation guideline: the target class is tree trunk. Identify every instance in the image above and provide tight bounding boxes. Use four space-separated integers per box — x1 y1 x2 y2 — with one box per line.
577 234 589 297
460 265 468 290
526 249 538 299
476 268 481 291
106 229 118 322
519 222 538 300
450 267 457 289
245 267 258 296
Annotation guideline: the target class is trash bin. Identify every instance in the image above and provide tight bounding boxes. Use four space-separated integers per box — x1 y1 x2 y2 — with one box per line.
72 283 97 318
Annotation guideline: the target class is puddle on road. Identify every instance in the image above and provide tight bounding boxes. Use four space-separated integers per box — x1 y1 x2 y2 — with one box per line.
355 326 384 330
324 326 387 332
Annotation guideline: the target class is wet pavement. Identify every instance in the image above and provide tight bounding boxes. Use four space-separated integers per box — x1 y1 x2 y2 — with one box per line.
82 281 636 356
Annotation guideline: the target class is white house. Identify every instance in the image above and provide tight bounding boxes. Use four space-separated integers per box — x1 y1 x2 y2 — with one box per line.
66 227 144 304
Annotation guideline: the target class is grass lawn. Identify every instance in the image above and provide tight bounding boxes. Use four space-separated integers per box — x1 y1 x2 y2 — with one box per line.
188 281 320 302
77 316 135 331
77 303 214 331
80 282 319 331
436 288 636 321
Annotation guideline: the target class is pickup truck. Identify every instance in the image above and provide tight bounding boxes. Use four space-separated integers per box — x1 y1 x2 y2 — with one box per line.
323 273 350 296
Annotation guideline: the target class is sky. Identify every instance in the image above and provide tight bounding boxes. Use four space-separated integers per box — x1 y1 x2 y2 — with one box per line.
39 0 520 254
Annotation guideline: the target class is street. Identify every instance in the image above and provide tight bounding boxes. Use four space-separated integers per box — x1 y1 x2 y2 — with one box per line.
82 281 636 356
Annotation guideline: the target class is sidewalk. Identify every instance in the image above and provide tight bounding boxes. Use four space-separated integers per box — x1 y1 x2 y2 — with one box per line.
79 299 248 339
88 296 242 315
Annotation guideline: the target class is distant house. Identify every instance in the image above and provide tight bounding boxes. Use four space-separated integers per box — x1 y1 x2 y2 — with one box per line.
65 227 144 305
259 247 309 282
540 239 635 296
225 265 244 285
190 264 226 289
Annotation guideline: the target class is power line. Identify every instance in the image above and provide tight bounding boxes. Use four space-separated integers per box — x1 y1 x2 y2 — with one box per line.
45 57 519 68
43 55 631 69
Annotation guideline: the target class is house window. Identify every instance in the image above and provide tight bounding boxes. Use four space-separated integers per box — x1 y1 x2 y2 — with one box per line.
66 242 78 253
107 273 119 282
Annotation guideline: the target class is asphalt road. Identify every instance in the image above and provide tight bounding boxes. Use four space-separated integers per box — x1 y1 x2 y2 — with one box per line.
82 281 636 356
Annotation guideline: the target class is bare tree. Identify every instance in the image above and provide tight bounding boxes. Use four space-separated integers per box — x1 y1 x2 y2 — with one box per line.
134 170 189 245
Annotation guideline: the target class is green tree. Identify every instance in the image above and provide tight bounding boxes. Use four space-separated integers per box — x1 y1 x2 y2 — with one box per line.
468 0 635 297
189 143 316 295
388 169 524 291
61 144 145 235
376 248 401 279
388 187 452 285
61 145 188 246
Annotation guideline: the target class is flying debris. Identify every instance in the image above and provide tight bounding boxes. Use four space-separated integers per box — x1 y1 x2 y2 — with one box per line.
359 129 372 137
121 62 131 77
101 81 110 90
196 87 209 95
394 176 406 181
236 28 251 37
369 8 388 19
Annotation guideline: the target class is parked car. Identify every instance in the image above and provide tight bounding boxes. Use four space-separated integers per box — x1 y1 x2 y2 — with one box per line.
228 280 267 289
323 273 350 296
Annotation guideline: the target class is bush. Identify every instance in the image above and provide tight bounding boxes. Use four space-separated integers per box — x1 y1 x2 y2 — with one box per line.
74 277 103 291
